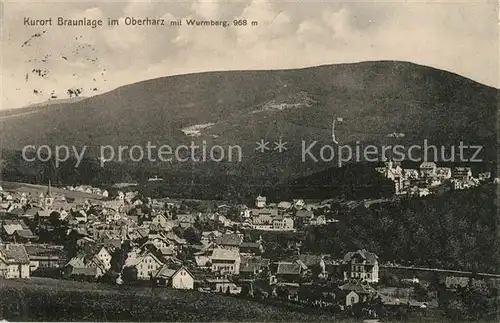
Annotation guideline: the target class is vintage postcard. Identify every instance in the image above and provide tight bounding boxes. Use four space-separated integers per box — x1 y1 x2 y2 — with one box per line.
0 0 498 322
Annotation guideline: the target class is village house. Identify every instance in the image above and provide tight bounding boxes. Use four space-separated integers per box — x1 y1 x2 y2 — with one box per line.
210 247 241 275
76 236 95 248
20 206 42 219
376 160 404 194
239 241 264 255
337 281 377 308
143 233 172 250
292 199 306 209
200 230 223 246
343 249 379 283
164 231 187 250
91 222 128 240
124 249 164 280
255 195 266 208
127 226 150 242
271 215 294 230
452 167 473 182
251 208 278 228
105 211 122 224
1 219 37 243
100 238 122 253
277 201 292 210
151 213 173 231
215 233 244 249
435 167 452 180
478 172 491 181
205 277 242 294
25 244 65 273
91 246 113 272
0 244 30 279
194 251 212 268
64 256 101 279
310 214 327 226
419 162 437 178
177 214 196 229
155 264 194 289
295 254 328 278
74 210 88 223
239 256 270 279
294 210 314 226
272 260 307 283
64 245 112 279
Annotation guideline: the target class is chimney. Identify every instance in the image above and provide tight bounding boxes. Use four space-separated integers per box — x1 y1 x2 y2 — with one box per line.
5 244 9 250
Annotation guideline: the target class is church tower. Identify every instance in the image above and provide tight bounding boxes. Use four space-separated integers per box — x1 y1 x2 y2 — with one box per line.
43 179 54 208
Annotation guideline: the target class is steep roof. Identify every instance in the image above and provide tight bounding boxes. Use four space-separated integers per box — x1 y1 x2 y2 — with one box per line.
216 234 243 246
66 256 86 268
211 248 240 261
339 282 376 295
165 232 186 245
3 223 23 235
297 254 324 267
156 264 194 279
242 256 270 267
0 244 30 264
177 214 195 223
15 229 37 239
276 262 302 275
343 249 378 265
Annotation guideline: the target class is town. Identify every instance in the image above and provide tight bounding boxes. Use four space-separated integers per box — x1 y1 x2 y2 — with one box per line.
375 160 492 196
0 162 498 321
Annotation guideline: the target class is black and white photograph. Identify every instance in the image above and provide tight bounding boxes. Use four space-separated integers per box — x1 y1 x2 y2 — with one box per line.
0 0 499 321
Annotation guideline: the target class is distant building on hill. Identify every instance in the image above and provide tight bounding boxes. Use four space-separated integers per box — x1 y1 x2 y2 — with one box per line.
255 195 266 208
419 162 437 178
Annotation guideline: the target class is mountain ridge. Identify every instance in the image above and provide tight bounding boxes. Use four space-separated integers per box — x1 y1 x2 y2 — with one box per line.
1 60 497 199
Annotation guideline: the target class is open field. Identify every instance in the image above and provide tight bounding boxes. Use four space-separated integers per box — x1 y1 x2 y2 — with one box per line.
0 278 343 322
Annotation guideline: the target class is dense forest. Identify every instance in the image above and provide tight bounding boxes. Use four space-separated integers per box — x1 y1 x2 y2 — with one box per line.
302 184 499 273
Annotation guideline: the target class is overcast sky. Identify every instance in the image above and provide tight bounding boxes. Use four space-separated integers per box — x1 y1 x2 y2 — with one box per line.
2 0 498 109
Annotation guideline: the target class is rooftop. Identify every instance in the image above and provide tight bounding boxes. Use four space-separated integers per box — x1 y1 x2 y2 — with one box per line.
0 244 30 264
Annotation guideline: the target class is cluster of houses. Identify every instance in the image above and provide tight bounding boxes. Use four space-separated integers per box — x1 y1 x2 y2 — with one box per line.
65 185 109 197
0 180 457 315
239 196 336 231
376 160 491 196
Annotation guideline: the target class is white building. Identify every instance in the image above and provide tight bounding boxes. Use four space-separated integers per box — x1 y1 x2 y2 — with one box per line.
210 248 241 275
255 195 266 208
0 244 30 279
419 162 437 178
124 250 164 280
156 265 194 290
343 249 379 283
